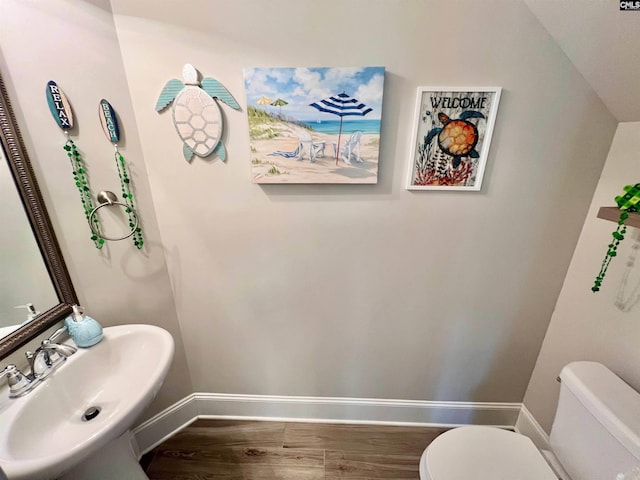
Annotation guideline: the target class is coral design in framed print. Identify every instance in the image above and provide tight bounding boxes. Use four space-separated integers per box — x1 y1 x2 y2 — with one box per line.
407 87 501 191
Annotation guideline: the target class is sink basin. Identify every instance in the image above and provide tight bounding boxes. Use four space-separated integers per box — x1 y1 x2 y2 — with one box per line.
0 324 174 480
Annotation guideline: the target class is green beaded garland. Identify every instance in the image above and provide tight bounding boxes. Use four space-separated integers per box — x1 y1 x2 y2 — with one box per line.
593 210 632 292
114 151 144 249
65 139 102 249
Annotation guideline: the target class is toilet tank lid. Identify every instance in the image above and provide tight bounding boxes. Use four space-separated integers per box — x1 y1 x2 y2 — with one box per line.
560 361 640 460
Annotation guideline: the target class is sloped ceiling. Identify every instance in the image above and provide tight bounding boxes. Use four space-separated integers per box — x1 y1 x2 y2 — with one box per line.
525 0 640 122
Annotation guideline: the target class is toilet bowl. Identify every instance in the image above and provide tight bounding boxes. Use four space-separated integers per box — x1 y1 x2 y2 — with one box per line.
419 362 640 480
419 426 558 480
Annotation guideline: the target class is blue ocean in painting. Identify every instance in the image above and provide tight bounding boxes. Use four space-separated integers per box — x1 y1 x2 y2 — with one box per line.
301 119 381 134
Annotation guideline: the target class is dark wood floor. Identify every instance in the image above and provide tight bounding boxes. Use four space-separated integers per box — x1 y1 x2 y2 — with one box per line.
140 419 449 479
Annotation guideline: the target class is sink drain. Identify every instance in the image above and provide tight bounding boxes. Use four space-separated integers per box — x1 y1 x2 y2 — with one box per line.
82 406 101 422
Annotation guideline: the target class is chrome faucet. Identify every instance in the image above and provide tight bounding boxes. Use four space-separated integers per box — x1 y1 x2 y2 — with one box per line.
0 326 77 398
26 340 76 380
26 326 77 380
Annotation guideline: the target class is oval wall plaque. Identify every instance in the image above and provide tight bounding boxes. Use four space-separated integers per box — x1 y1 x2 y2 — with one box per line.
98 99 120 143
45 80 74 130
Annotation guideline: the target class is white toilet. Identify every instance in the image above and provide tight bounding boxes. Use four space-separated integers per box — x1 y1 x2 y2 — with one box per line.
420 361 640 480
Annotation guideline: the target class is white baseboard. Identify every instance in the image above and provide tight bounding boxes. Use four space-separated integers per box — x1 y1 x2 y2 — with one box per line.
132 393 521 455
515 404 550 450
133 394 198 455
195 393 520 427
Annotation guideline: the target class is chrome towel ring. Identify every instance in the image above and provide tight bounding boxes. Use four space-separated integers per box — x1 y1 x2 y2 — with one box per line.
88 191 139 241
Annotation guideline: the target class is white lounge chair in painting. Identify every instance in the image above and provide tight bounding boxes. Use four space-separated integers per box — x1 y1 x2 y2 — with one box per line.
313 141 326 158
334 131 363 164
297 130 326 162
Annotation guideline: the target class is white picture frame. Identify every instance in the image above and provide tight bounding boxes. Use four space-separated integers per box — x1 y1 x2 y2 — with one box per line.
406 86 501 191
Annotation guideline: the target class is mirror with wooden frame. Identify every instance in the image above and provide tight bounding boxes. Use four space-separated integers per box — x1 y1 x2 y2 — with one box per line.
0 71 77 358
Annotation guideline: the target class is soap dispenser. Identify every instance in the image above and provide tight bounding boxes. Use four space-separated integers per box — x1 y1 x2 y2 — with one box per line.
14 303 39 324
64 305 103 348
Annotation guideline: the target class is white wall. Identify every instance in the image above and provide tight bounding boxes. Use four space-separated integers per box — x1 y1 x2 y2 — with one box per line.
524 122 640 433
0 0 192 415
0 0 625 424
110 0 617 403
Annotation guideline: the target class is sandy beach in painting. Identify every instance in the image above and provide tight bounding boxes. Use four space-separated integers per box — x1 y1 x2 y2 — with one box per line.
249 121 380 184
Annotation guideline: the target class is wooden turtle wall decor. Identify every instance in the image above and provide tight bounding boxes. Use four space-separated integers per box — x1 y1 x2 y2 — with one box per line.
155 64 240 162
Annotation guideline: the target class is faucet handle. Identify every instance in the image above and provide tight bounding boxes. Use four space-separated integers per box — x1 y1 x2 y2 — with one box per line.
47 325 68 344
0 364 34 398
40 339 77 357
0 364 20 379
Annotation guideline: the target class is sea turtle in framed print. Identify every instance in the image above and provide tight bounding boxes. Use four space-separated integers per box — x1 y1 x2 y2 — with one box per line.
424 110 485 168
155 64 240 162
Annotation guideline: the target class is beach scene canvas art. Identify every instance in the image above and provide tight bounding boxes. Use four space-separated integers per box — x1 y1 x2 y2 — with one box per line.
243 66 385 184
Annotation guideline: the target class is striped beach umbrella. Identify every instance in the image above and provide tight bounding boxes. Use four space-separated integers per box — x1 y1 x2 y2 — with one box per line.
270 98 288 117
310 92 372 164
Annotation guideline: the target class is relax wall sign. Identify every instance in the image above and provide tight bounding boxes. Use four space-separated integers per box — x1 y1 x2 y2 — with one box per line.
46 81 74 130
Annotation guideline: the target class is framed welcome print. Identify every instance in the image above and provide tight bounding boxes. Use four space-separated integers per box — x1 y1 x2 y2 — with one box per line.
406 86 501 191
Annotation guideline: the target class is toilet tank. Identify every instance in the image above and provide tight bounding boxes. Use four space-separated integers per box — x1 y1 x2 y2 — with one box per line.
550 361 640 480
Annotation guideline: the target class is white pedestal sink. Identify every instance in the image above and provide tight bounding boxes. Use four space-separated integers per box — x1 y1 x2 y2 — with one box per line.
0 324 174 480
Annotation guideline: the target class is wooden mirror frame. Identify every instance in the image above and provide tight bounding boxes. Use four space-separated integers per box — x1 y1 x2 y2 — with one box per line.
0 72 77 358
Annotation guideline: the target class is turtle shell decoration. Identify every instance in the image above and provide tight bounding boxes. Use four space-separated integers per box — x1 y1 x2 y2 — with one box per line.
155 64 240 162
424 110 485 168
